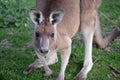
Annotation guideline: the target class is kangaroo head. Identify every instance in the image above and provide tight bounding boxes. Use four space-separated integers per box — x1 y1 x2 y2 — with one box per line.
29 9 64 54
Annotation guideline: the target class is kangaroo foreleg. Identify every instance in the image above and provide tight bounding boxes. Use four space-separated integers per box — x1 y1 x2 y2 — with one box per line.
23 50 58 76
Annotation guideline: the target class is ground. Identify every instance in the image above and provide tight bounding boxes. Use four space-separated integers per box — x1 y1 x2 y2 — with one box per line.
0 0 120 80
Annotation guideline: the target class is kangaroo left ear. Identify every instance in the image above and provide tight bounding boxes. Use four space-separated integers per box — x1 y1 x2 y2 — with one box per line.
49 10 64 26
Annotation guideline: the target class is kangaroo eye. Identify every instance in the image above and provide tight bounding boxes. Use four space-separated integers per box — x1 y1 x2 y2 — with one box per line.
50 33 54 38
35 32 39 37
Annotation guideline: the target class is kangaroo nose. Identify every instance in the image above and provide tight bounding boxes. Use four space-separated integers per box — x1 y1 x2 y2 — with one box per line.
40 49 48 54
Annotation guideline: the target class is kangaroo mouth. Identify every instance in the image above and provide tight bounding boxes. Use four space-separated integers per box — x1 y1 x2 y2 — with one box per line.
35 48 49 56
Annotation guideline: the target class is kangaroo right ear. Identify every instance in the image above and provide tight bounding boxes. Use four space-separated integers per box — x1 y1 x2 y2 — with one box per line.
29 9 43 25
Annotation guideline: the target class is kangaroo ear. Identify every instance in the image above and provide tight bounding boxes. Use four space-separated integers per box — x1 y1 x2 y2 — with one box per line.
49 10 64 26
29 9 43 25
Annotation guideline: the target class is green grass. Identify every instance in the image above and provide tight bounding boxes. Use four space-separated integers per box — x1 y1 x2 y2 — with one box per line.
0 0 120 80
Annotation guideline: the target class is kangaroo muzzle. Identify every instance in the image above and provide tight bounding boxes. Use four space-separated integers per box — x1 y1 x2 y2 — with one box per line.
39 37 49 54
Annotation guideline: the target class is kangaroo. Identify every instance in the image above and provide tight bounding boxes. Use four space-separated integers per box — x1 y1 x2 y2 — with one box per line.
23 0 120 80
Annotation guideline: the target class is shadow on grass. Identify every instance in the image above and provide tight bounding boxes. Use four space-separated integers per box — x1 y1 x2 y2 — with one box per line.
0 74 6 80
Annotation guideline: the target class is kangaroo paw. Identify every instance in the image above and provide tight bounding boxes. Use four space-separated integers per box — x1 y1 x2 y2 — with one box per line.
44 70 52 77
23 66 35 75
